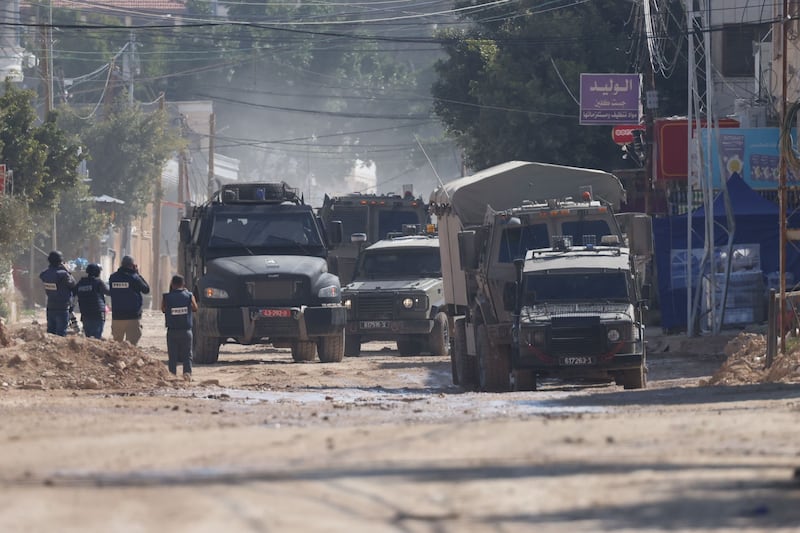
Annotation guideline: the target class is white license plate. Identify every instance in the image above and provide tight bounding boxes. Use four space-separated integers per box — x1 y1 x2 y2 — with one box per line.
360 320 389 329
560 356 596 365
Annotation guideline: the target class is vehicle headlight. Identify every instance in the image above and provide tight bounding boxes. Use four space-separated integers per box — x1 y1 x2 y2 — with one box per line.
343 297 352 310
607 328 621 342
402 297 415 309
204 287 229 299
318 285 340 299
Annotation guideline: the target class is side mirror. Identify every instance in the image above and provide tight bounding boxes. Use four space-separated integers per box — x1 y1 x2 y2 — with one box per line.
458 230 479 271
327 220 343 245
351 232 367 244
179 219 192 244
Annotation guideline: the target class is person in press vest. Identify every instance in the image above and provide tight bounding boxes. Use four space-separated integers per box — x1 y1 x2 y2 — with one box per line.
109 255 150 345
161 274 198 381
74 263 111 339
39 250 77 336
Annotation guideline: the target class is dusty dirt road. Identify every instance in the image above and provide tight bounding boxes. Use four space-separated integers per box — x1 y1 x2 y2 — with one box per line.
1 311 799 532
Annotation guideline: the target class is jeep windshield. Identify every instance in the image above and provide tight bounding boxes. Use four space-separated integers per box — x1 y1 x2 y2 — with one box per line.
524 271 629 303
207 212 324 254
355 248 441 279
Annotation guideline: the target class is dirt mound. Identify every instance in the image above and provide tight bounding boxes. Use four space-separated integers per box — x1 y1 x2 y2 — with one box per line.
705 332 800 386
0 322 179 391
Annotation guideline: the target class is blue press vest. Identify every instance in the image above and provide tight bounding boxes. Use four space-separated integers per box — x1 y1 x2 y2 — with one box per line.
39 266 76 310
164 289 193 330
109 268 150 319
75 277 108 319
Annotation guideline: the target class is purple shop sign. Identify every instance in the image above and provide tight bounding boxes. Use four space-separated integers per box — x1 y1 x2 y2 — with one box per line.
580 73 641 125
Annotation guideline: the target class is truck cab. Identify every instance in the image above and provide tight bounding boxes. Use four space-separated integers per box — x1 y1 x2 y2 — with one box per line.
178 182 346 364
319 190 429 285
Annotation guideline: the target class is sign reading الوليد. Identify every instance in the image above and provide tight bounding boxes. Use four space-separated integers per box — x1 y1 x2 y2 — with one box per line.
580 73 641 125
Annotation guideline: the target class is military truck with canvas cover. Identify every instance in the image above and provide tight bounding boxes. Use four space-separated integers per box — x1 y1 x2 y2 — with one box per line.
319 190 428 285
429 161 652 391
178 182 346 364
342 235 447 356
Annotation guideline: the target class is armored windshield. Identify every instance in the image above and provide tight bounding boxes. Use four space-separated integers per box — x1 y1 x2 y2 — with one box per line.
524 271 629 303
331 207 368 238
377 210 423 239
208 212 323 250
499 224 549 263
355 248 441 279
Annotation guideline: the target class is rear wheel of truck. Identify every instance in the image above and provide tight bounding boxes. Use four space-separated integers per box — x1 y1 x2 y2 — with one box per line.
318 332 345 363
397 338 422 356
193 329 221 364
291 340 317 362
427 312 450 357
477 324 511 392
452 317 478 390
344 333 361 356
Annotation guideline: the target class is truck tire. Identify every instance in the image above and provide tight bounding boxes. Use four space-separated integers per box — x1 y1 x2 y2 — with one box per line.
512 369 537 391
291 340 317 362
477 324 511 392
618 365 647 389
397 338 422 356
193 329 221 364
427 312 450 357
344 333 361 356
452 317 478 390
318 332 345 363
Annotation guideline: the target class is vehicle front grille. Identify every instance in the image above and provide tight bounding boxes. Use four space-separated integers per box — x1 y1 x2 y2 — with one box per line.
247 278 308 304
356 294 394 319
549 316 605 356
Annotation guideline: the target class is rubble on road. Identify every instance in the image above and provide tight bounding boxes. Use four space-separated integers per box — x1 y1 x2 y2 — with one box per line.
705 332 800 386
0 320 178 391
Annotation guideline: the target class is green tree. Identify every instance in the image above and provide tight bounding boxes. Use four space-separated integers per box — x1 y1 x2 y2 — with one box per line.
431 0 667 171
69 99 179 224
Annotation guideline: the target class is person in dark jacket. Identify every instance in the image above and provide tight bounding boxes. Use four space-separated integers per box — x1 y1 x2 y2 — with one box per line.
109 255 150 345
74 263 111 339
39 250 77 336
161 274 198 381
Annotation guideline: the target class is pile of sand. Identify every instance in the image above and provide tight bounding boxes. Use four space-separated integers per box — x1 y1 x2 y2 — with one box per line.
705 331 800 385
0 321 179 391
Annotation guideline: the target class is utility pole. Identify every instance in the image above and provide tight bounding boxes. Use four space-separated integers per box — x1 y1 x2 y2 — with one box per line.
779 0 789 353
151 93 165 302
207 112 216 200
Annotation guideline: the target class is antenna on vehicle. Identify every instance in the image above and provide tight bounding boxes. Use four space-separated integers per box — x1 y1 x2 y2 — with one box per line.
414 134 449 200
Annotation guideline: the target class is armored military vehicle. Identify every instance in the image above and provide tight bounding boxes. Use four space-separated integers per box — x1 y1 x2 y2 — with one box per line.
510 236 647 390
178 182 346 364
342 234 447 356
430 161 652 391
319 190 429 285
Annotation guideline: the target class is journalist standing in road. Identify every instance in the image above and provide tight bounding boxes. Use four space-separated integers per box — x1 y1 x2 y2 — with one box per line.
39 250 77 337
161 274 198 381
109 255 150 345
74 263 110 339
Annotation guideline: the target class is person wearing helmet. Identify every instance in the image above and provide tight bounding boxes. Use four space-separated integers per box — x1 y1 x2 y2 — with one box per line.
161 274 198 381
109 255 150 345
74 263 110 339
39 250 77 336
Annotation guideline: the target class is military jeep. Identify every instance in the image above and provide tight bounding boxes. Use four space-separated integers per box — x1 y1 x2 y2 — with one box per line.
342 235 448 356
